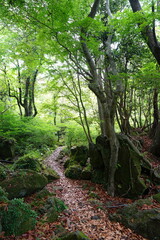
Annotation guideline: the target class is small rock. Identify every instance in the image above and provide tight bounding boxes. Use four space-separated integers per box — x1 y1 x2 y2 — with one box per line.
91 215 100 220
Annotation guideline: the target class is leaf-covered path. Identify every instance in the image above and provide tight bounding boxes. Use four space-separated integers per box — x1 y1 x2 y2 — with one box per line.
44 147 147 240
2 147 148 240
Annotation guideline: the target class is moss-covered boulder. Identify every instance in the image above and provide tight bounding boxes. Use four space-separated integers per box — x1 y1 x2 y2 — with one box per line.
152 166 160 184
60 231 90 240
110 199 160 240
0 170 48 199
89 141 105 170
64 158 70 169
42 167 60 182
70 146 89 166
13 153 42 172
0 136 15 160
90 134 147 198
115 134 146 198
65 164 82 179
39 197 67 222
1 198 37 236
35 188 54 199
81 165 92 180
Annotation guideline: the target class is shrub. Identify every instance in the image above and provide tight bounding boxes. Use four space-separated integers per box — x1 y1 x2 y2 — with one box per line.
0 112 57 155
1 198 37 236
64 122 88 148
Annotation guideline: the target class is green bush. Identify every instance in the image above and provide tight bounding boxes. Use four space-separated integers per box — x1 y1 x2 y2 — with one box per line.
0 112 57 155
64 122 88 148
13 152 42 172
1 198 37 236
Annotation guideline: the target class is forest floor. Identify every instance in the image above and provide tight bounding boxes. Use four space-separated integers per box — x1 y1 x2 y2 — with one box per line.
2 144 159 240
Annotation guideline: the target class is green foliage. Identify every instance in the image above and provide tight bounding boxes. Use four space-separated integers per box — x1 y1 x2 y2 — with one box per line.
0 166 7 181
1 198 37 236
53 197 67 213
64 122 88 147
0 112 57 155
13 152 42 172
0 186 8 202
88 191 100 200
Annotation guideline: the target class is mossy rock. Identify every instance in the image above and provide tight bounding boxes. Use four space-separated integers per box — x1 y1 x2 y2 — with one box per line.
0 136 15 160
42 167 60 182
89 141 105 169
1 198 37 236
64 159 71 169
81 168 92 180
152 166 160 184
44 207 59 222
35 188 54 199
60 231 90 240
54 224 69 238
90 134 146 198
115 134 146 198
40 197 67 222
109 199 160 240
0 170 48 199
65 164 82 179
13 153 42 172
70 146 89 166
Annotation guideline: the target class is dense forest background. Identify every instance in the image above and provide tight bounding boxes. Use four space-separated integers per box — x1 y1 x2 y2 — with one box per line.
1 1 160 239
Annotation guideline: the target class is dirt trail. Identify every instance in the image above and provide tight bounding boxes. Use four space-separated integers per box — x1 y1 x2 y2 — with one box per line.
44 147 147 240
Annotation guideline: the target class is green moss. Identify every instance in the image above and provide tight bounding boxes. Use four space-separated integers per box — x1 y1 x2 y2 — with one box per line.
42 167 60 182
65 164 82 179
0 170 48 199
35 189 54 199
0 166 7 181
13 152 42 172
40 197 67 223
110 202 160 240
60 231 90 240
153 193 160 203
88 192 100 199
81 164 92 180
1 198 37 236
45 207 58 222
0 186 8 203
64 159 70 169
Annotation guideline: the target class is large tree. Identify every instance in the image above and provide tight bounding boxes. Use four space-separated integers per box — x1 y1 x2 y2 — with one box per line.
129 0 160 154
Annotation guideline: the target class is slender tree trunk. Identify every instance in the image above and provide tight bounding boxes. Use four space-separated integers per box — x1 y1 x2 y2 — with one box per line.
149 88 159 138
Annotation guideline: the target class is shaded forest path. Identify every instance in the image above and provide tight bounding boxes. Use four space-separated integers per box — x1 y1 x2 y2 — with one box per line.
44 147 147 240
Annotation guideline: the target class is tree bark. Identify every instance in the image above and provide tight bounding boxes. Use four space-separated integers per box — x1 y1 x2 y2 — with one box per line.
149 88 159 138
